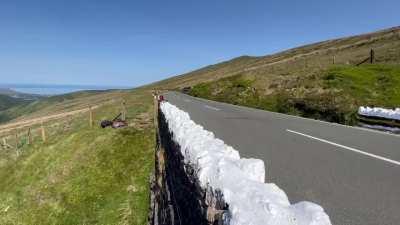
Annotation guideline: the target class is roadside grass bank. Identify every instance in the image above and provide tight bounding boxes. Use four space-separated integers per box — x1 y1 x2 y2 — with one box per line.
189 64 400 126
0 90 155 225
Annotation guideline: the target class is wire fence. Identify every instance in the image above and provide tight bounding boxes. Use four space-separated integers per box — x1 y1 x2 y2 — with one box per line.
0 100 128 157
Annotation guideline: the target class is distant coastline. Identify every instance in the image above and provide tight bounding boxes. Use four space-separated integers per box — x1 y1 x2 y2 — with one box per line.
0 84 131 96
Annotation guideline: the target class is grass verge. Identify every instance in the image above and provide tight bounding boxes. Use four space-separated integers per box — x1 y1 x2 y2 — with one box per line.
0 90 155 225
189 64 400 125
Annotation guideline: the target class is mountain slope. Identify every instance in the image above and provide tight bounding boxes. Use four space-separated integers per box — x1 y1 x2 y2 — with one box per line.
154 26 400 89
153 26 400 125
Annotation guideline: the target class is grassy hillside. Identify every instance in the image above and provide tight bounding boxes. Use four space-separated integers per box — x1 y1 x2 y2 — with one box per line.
153 27 400 89
0 90 123 124
0 88 43 100
189 64 400 124
152 26 400 125
0 94 31 112
0 89 155 225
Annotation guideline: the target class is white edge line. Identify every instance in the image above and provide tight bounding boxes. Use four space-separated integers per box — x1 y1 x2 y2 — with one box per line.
286 129 400 166
204 105 221 111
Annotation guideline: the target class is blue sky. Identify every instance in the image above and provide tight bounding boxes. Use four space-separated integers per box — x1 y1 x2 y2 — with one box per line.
0 0 398 87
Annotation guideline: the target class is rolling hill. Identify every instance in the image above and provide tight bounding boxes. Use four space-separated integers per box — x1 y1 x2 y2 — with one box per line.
152 26 400 125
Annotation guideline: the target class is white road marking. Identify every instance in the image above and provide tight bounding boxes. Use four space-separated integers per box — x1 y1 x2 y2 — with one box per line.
286 129 400 166
204 105 221 111
184 99 191 102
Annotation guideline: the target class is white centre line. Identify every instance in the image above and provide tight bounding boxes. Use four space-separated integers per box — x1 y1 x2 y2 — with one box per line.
286 129 400 166
204 105 221 111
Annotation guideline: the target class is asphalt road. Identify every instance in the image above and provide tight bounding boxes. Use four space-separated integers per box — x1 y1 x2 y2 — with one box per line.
164 91 400 225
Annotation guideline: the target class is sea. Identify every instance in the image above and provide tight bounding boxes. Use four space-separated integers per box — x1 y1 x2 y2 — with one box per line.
1 84 130 96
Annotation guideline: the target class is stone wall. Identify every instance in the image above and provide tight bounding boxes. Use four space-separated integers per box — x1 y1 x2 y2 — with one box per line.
149 108 228 225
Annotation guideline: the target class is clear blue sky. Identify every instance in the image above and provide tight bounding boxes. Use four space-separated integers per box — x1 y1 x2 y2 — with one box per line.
0 0 398 87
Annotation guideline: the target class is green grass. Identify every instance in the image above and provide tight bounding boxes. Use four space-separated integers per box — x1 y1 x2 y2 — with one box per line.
0 90 155 225
189 64 400 125
190 75 273 109
323 64 400 107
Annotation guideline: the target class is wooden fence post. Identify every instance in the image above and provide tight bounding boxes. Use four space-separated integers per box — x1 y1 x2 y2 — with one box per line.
41 121 46 143
370 49 375 64
2 138 7 149
153 94 158 127
121 100 127 121
89 106 93 128
332 55 336 64
15 131 19 156
27 128 32 145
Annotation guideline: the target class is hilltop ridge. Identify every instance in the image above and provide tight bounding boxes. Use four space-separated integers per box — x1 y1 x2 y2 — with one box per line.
154 26 400 89
152 26 400 125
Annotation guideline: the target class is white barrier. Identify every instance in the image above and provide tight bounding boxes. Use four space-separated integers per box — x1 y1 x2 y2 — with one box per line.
161 102 331 225
358 106 400 121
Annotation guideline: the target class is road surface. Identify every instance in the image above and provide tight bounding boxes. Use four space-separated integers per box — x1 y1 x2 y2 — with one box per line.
164 91 400 225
